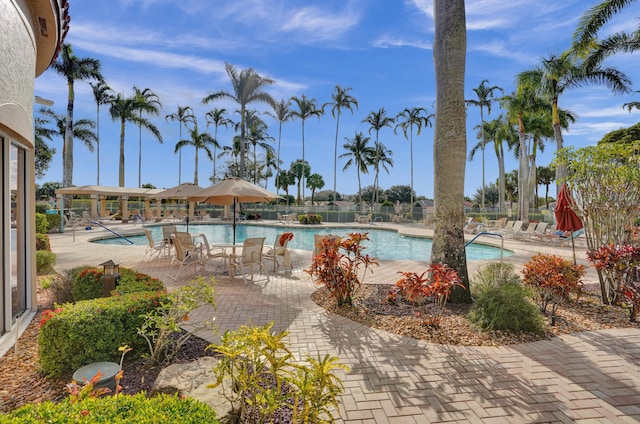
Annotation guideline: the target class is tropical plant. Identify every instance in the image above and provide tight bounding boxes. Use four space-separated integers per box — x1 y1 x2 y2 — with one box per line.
50 43 102 188
291 94 324 202
38 107 98 160
266 99 294 197
306 173 325 205
203 62 275 179
174 123 218 185
340 131 374 205
109 90 162 187
89 80 113 185
324 85 358 203
431 0 470 303
275 169 296 205
466 80 503 211
132 86 162 187
34 113 57 180
204 107 232 183
290 159 311 206
166 105 196 185
244 112 274 185
363 108 395 206
394 106 434 216
306 233 378 306
537 165 555 208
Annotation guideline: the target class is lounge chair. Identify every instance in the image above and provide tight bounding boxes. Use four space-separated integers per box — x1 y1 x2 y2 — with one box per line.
286 213 298 223
263 232 293 272
276 212 286 223
514 222 538 239
229 237 268 284
529 222 549 240
541 228 585 245
142 228 169 261
167 234 205 280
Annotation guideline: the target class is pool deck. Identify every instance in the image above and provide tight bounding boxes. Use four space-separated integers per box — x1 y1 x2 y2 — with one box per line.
47 221 640 423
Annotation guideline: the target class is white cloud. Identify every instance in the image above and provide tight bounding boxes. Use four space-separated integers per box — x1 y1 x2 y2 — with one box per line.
373 34 432 50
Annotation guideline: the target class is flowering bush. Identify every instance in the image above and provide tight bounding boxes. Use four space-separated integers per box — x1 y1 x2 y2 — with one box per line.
306 233 378 306
72 268 104 301
588 243 640 321
387 263 464 327
522 254 585 318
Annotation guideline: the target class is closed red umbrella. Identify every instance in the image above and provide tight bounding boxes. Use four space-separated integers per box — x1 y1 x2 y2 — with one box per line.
554 184 583 263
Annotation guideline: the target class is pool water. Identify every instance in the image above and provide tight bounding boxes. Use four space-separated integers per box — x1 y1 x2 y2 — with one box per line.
93 224 510 262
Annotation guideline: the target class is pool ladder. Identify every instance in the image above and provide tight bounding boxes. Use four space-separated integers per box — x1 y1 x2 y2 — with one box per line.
90 221 134 244
465 231 504 262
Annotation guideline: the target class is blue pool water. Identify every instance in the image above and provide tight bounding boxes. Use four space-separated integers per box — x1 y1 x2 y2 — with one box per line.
92 224 510 262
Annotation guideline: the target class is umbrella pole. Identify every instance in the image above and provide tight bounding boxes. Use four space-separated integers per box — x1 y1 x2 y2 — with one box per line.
571 236 577 265
233 197 237 245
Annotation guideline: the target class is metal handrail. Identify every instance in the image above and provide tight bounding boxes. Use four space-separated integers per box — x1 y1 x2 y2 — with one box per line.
465 231 504 262
90 221 134 244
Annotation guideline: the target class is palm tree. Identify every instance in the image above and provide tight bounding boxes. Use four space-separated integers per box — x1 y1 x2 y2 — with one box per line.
363 108 395 206
109 92 162 187
431 0 470 303
202 62 275 179
537 165 555 209
340 131 374 205
275 170 296 206
205 108 232 183
291 94 324 203
572 0 639 56
323 86 358 203
290 159 311 206
394 106 434 215
34 113 57 180
245 114 275 185
90 80 113 185
307 173 325 205
166 106 196 185
39 107 98 178
266 99 294 197
218 135 243 176
466 80 503 211
132 86 162 187
371 142 394 196
50 43 102 188
518 52 630 195
174 123 218 185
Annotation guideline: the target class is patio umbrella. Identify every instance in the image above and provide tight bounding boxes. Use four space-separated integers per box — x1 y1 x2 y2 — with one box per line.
189 177 279 244
153 182 203 231
554 184 583 264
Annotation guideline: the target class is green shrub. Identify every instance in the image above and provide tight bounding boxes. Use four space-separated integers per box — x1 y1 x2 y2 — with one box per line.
35 212 49 234
38 291 167 377
468 263 545 334
115 268 165 295
72 267 104 301
35 202 52 214
36 250 56 275
35 233 50 251
45 213 61 233
2 393 219 423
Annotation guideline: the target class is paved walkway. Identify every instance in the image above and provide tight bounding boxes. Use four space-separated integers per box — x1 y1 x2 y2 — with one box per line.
48 221 640 423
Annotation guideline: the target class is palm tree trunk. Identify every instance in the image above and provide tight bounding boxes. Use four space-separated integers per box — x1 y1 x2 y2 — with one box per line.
518 116 529 221
138 111 142 188
63 80 74 188
409 129 414 217
240 106 246 179
498 145 506 210
96 103 100 185
301 120 306 203
480 107 485 211
431 0 470 303
333 112 340 203
119 119 126 187
194 147 199 185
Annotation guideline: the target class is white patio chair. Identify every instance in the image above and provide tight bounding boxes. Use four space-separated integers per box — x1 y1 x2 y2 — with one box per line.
143 228 169 261
263 232 293 272
229 237 268 284
167 234 205 281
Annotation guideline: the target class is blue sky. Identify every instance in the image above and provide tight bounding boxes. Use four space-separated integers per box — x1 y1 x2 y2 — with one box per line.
34 0 640 200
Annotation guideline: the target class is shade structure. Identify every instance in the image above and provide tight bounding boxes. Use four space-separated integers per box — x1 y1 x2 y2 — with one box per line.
152 182 203 199
189 178 280 243
554 184 583 264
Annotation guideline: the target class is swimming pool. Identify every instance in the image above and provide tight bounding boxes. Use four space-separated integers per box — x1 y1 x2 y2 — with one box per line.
92 224 510 262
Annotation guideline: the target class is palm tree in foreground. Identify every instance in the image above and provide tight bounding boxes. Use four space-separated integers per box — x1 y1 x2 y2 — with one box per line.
90 80 113 186
291 94 324 203
363 108 395 206
205 107 232 183
133 86 162 187
166 105 196 185
394 106 434 216
175 123 218 186
340 131 374 205
203 62 275 179
50 43 102 188
324 85 358 203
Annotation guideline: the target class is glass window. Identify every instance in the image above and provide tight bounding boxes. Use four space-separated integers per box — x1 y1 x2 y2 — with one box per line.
10 143 26 320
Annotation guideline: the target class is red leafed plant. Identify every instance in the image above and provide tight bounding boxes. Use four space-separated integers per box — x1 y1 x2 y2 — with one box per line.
387 263 464 327
522 254 585 319
307 233 378 306
588 243 640 321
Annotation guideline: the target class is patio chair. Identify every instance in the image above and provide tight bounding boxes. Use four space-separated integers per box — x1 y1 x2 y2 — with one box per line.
286 213 298 223
167 234 205 280
542 228 585 245
198 233 227 267
263 232 293 272
142 228 169 261
514 222 538 239
229 237 268 284
529 222 549 240
174 231 203 257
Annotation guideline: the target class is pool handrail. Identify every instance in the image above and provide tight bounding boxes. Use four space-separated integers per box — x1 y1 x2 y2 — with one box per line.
465 231 503 262
90 221 134 244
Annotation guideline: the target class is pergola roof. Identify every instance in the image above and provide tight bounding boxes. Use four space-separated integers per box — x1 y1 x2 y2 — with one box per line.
55 185 163 198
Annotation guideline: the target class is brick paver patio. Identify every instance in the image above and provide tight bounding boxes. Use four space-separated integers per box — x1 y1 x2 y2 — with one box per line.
46 221 640 423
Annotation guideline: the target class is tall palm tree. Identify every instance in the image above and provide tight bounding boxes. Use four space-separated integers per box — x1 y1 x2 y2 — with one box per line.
245 114 275 185
90 80 113 186
218 135 243 176
572 0 639 56
466 80 503 211
518 52 630 195
202 62 275 179
109 92 162 187
166 105 196 185
175 123 218 185
205 108 232 183
291 94 324 204
363 108 395 206
371 142 394 198
307 173 325 205
323 86 358 203
50 43 102 188
340 131 374 205
266 99 294 197
290 159 311 206
133 86 162 187
394 106 434 215
431 0 470 303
